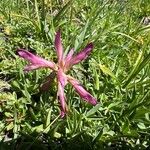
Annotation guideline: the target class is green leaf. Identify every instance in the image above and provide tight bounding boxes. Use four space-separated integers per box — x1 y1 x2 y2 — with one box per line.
53 0 72 25
137 122 146 130
123 51 150 88
86 103 102 117
99 64 117 80
113 31 140 43
107 102 121 109
74 20 89 50
44 108 52 133
6 122 13 131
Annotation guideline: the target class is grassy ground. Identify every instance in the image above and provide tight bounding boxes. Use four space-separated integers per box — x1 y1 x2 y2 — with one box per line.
0 0 150 149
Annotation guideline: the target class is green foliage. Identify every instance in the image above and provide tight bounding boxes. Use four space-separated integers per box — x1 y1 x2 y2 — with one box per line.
0 0 150 149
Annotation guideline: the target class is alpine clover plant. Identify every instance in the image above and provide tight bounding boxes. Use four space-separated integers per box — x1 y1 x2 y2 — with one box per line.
17 31 97 117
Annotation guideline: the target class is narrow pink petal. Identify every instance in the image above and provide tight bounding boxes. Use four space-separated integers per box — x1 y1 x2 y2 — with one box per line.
57 68 67 87
17 49 56 70
55 31 63 63
23 64 49 72
57 69 68 117
68 43 93 66
64 48 74 70
65 48 74 63
57 82 66 118
68 76 97 105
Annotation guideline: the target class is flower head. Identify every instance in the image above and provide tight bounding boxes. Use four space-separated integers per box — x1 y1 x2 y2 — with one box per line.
17 31 97 117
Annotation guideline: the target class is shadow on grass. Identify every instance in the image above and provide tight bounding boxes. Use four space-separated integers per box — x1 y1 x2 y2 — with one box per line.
0 131 109 150
0 130 149 150
0 132 142 150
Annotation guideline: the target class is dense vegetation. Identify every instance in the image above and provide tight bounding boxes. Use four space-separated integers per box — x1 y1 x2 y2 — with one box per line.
0 0 150 149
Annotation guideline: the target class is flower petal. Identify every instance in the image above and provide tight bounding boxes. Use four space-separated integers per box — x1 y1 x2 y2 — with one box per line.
23 65 44 72
17 49 56 70
57 69 68 117
64 48 74 70
65 48 74 63
68 43 93 66
57 68 67 87
68 76 97 105
55 31 63 63
57 81 67 118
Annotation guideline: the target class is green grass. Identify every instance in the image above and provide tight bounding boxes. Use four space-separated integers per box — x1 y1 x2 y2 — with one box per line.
0 0 150 149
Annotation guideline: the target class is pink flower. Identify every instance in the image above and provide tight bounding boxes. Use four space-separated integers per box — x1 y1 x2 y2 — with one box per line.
17 31 97 117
